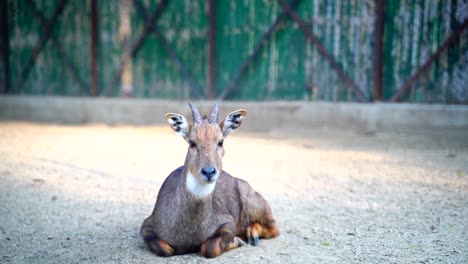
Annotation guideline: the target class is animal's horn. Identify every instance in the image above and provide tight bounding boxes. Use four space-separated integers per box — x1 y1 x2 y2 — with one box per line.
209 103 219 124
188 102 202 124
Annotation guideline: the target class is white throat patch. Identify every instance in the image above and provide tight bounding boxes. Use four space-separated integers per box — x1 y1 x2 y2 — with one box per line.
186 171 216 198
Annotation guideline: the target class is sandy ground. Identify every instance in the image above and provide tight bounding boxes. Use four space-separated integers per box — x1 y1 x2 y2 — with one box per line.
0 122 467 264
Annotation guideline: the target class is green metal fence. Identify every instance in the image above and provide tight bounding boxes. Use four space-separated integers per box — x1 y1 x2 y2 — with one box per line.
1 0 467 103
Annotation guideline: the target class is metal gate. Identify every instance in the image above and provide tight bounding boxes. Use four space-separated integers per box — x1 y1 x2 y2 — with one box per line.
1 0 467 103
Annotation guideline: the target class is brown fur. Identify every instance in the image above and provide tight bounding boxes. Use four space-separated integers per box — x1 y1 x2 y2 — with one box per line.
194 122 218 145
141 107 279 258
199 237 222 258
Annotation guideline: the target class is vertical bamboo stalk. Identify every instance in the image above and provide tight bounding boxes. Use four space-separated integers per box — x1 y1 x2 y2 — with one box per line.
119 0 133 96
0 0 9 94
89 0 99 96
207 0 216 99
373 0 384 101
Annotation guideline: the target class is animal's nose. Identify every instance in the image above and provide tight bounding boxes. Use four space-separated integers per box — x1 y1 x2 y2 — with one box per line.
201 166 217 180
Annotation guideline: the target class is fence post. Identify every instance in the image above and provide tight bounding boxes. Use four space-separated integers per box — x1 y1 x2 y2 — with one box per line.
1 0 10 94
207 0 216 100
89 0 99 96
373 0 384 101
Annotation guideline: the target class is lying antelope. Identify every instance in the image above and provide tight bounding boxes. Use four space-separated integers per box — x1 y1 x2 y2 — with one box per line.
141 103 279 258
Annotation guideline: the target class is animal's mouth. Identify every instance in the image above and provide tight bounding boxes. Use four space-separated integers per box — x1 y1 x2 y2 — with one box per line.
203 174 218 183
186 171 217 197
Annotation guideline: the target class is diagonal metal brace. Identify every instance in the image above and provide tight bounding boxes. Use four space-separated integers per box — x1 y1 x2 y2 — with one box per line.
13 0 68 93
278 0 368 102
218 0 300 100
391 19 468 102
28 0 89 94
101 0 169 96
133 0 203 98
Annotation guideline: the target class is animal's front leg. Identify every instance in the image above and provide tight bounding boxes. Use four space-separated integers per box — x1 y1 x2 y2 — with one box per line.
199 224 243 258
141 226 175 257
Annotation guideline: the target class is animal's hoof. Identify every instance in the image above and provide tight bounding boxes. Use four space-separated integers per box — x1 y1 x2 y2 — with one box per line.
236 237 246 247
247 235 259 246
246 223 262 246
253 236 259 246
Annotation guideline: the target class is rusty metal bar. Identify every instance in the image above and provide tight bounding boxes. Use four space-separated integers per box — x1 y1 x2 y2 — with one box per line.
89 0 99 96
133 0 203 98
391 19 468 102
0 0 9 94
218 0 299 100
278 0 368 102
101 0 169 96
13 0 67 93
207 0 216 99
28 0 88 94
373 0 384 101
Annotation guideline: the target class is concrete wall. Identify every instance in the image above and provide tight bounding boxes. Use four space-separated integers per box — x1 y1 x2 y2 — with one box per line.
1 96 467 132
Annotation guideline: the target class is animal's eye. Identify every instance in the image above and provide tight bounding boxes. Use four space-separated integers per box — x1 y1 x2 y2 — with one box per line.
189 141 197 148
218 140 224 147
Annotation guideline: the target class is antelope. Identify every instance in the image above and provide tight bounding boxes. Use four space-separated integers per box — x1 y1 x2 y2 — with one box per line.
140 103 279 258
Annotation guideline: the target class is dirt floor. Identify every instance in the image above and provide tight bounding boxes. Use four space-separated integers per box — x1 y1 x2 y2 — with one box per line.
0 122 467 263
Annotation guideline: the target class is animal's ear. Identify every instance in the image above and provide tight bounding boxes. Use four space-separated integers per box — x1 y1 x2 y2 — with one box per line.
165 113 190 140
221 109 247 136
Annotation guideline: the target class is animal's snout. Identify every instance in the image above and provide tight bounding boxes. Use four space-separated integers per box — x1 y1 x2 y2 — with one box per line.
201 166 217 181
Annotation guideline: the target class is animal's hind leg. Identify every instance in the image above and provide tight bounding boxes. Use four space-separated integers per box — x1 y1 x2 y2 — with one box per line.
243 189 280 246
140 226 175 257
245 220 279 246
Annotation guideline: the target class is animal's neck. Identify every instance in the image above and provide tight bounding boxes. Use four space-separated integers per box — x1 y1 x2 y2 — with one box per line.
185 170 216 199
